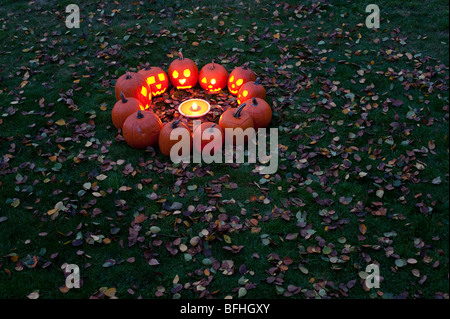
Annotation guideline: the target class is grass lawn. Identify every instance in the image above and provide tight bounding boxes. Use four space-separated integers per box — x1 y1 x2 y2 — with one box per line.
0 0 448 300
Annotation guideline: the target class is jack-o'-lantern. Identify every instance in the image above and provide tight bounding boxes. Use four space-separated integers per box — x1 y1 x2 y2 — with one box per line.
168 52 198 90
138 65 169 97
237 77 266 105
115 71 151 109
242 97 272 129
227 63 256 95
199 60 228 93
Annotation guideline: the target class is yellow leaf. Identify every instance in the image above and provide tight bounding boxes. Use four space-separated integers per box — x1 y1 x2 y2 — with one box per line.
47 208 59 215
104 288 117 297
224 235 232 244
192 41 199 46
55 119 66 126
11 199 20 208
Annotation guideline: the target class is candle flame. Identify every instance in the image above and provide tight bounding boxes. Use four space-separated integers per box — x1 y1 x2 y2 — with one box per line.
192 102 199 111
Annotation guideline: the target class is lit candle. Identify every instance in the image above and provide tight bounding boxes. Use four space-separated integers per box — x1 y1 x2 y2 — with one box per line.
178 99 210 118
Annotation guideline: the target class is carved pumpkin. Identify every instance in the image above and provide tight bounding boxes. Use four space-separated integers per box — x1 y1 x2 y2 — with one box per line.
227 63 256 95
115 71 151 109
242 97 272 129
199 60 228 93
138 65 169 97
237 77 266 105
219 103 254 145
158 120 192 157
122 110 162 149
168 52 198 90
111 92 142 130
193 122 224 156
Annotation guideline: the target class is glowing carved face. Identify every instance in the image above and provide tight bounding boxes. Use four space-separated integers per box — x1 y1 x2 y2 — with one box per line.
201 77 221 92
199 62 229 93
172 68 194 89
138 85 150 109
227 65 256 96
115 71 151 109
138 66 169 97
236 79 266 105
228 76 244 95
146 73 167 96
168 55 199 90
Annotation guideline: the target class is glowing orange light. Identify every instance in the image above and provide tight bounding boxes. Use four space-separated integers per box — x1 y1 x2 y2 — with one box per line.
147 76 156 85
178 99 210 118
140 86 148 97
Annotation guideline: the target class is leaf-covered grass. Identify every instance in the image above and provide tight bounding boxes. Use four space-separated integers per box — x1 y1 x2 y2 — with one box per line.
0 0 448 299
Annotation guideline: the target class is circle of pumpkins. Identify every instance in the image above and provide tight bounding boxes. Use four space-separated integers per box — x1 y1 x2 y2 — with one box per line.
112 53 272 156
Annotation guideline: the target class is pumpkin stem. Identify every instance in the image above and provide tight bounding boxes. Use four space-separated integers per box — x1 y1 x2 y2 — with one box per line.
171 120 180 129
211 59 215 69
207 123 218 133
242 62 249 70
137 110 144 119
178 51 184 60
120 92 128 103
144 63 151 71
254 77 261 85
233 103 247 118
252 97 258 106
126 71 132 79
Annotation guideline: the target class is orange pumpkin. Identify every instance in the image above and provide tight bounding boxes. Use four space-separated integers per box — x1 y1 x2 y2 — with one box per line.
237 77 266 105
219 103 254 146
122 110 162 149
227 63 256 95
158 120 192 157
168 52 198 90
111 92 143 130
242 97 272 129
138 65 169 97
199 60 228 93
115 71 151 109
193 122 224 156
